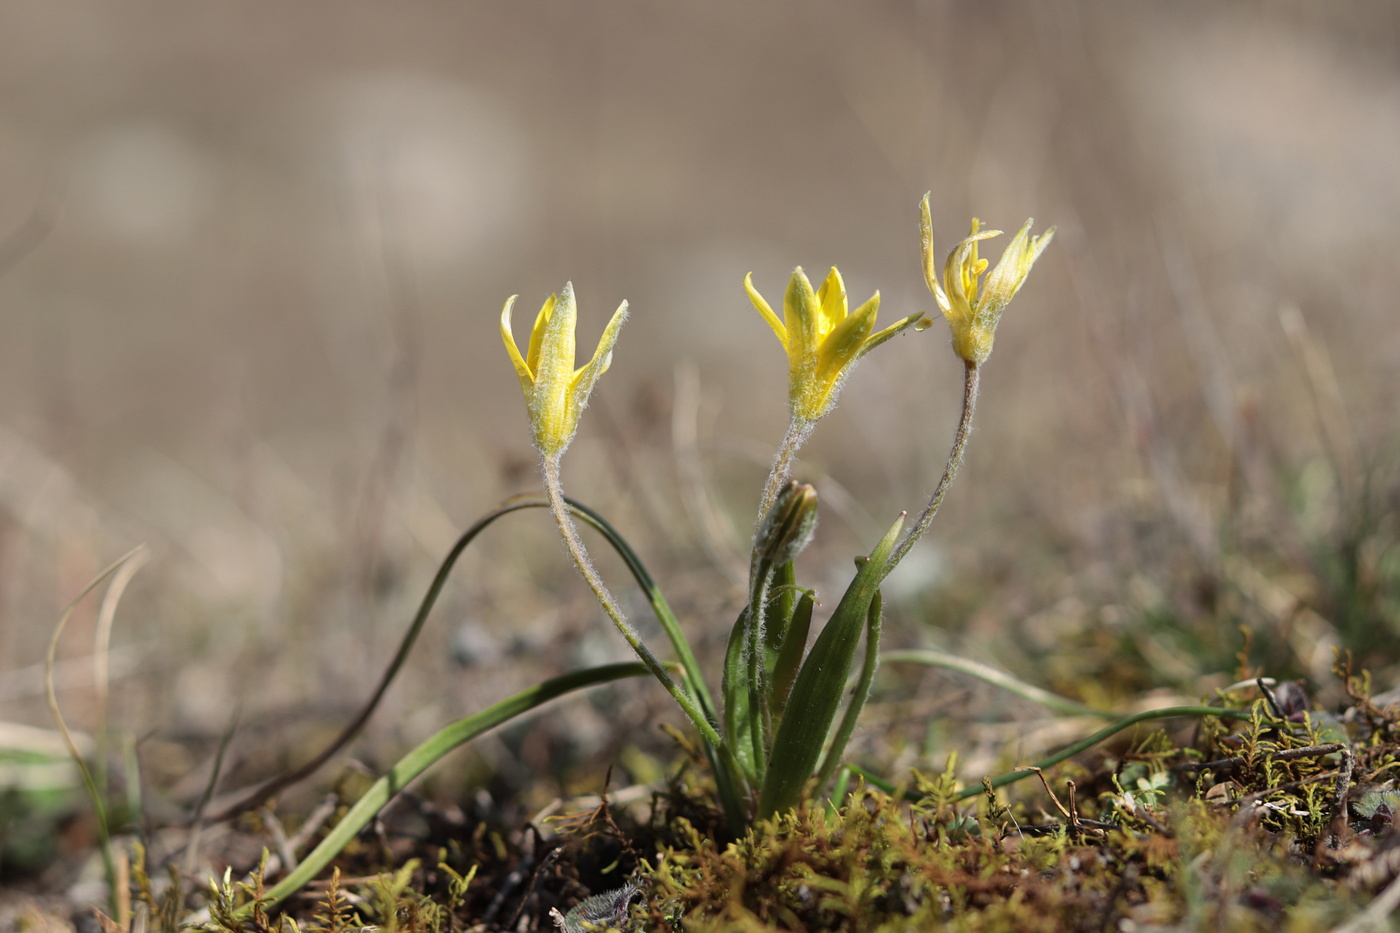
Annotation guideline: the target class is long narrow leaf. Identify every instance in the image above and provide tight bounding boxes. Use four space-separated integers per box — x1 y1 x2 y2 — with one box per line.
210 495 719 824
238 662 651 917
757 515 903 819
721 608 759 785
769 589 814 721
850 704 1257 804
881 649 1117 719
207 499 545 821
813 590 882 793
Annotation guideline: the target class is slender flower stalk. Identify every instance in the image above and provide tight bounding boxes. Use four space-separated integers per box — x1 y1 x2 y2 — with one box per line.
883 197 1053 576
758 418 816 520
883 359 979 578
744 482 818 763
501 283 742 781
539 453 724 751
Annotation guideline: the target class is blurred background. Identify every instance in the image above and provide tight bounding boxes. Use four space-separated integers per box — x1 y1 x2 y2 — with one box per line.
1 0 1398 852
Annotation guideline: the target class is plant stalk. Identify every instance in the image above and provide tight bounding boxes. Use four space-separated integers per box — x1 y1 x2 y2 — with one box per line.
757 416 814 524
883 359 980 578
541 454 726 753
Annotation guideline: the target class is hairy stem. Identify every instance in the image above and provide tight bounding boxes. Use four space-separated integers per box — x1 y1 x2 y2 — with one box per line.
541 454 725 751
883 360 980 578
757 416 814 526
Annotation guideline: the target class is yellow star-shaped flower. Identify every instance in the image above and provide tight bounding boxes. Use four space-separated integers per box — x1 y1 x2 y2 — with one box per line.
745 266 923 424
920 193 1054 366
501 282 628 456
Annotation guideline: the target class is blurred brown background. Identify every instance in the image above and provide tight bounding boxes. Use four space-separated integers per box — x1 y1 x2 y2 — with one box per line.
2 2 1397 792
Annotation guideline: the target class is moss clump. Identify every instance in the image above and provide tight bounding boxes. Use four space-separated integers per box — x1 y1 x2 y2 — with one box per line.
640 671 1400 932
641 789 1373 932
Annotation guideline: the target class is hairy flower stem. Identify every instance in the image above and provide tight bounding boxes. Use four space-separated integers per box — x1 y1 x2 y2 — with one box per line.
757 417 815 526
541 455 727 753
883 359 980 578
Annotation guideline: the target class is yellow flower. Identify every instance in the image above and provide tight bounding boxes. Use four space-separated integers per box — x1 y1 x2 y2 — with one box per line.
920 193 1054 366
745 266 923 423
500 282 629 456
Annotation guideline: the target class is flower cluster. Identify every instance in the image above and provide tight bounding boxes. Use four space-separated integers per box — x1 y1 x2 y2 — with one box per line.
494 197 1055 829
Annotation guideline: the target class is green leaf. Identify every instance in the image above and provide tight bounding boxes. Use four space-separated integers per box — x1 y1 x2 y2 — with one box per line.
757 514 903 819
722 608 760 785
242 662 651 917
769 588 814 722
765 562 798 652
814 589 883 793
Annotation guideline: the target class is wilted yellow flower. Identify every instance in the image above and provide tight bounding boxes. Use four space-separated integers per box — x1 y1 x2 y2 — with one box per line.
745 266 922 423
920 193 1054 366
501 282 628 456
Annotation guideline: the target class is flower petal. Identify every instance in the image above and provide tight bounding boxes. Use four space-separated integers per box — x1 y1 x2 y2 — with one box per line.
854 309 924 363
979 219 1054 321
814 267 848 338
530 283 580 454
816 291 878 385
919 193 947 310
500 295 536 397
572 299 630 404
745 273 788 348
783 268 820 366
525 292 556 378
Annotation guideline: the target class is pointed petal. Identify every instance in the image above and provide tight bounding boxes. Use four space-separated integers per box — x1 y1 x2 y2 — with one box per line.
784 267 819 365
572 299 630 401
942 228 1002 319
530 283 579 454
980 219 1054 320
816 291 878 382
500 296 536 397
814 267 847 337
525 292 556 377
854 309 924 362
744 273 787 347
919 193 947 308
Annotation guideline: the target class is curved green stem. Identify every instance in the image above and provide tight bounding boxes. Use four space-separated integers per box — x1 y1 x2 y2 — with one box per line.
562 497 718 727
882 360 979 579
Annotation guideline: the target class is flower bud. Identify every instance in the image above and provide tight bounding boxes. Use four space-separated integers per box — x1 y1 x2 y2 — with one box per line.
754 481 819 569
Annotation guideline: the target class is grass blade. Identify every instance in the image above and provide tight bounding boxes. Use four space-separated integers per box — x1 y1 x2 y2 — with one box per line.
881 649 1118 719
238 662 652 917
850 704 1257 803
